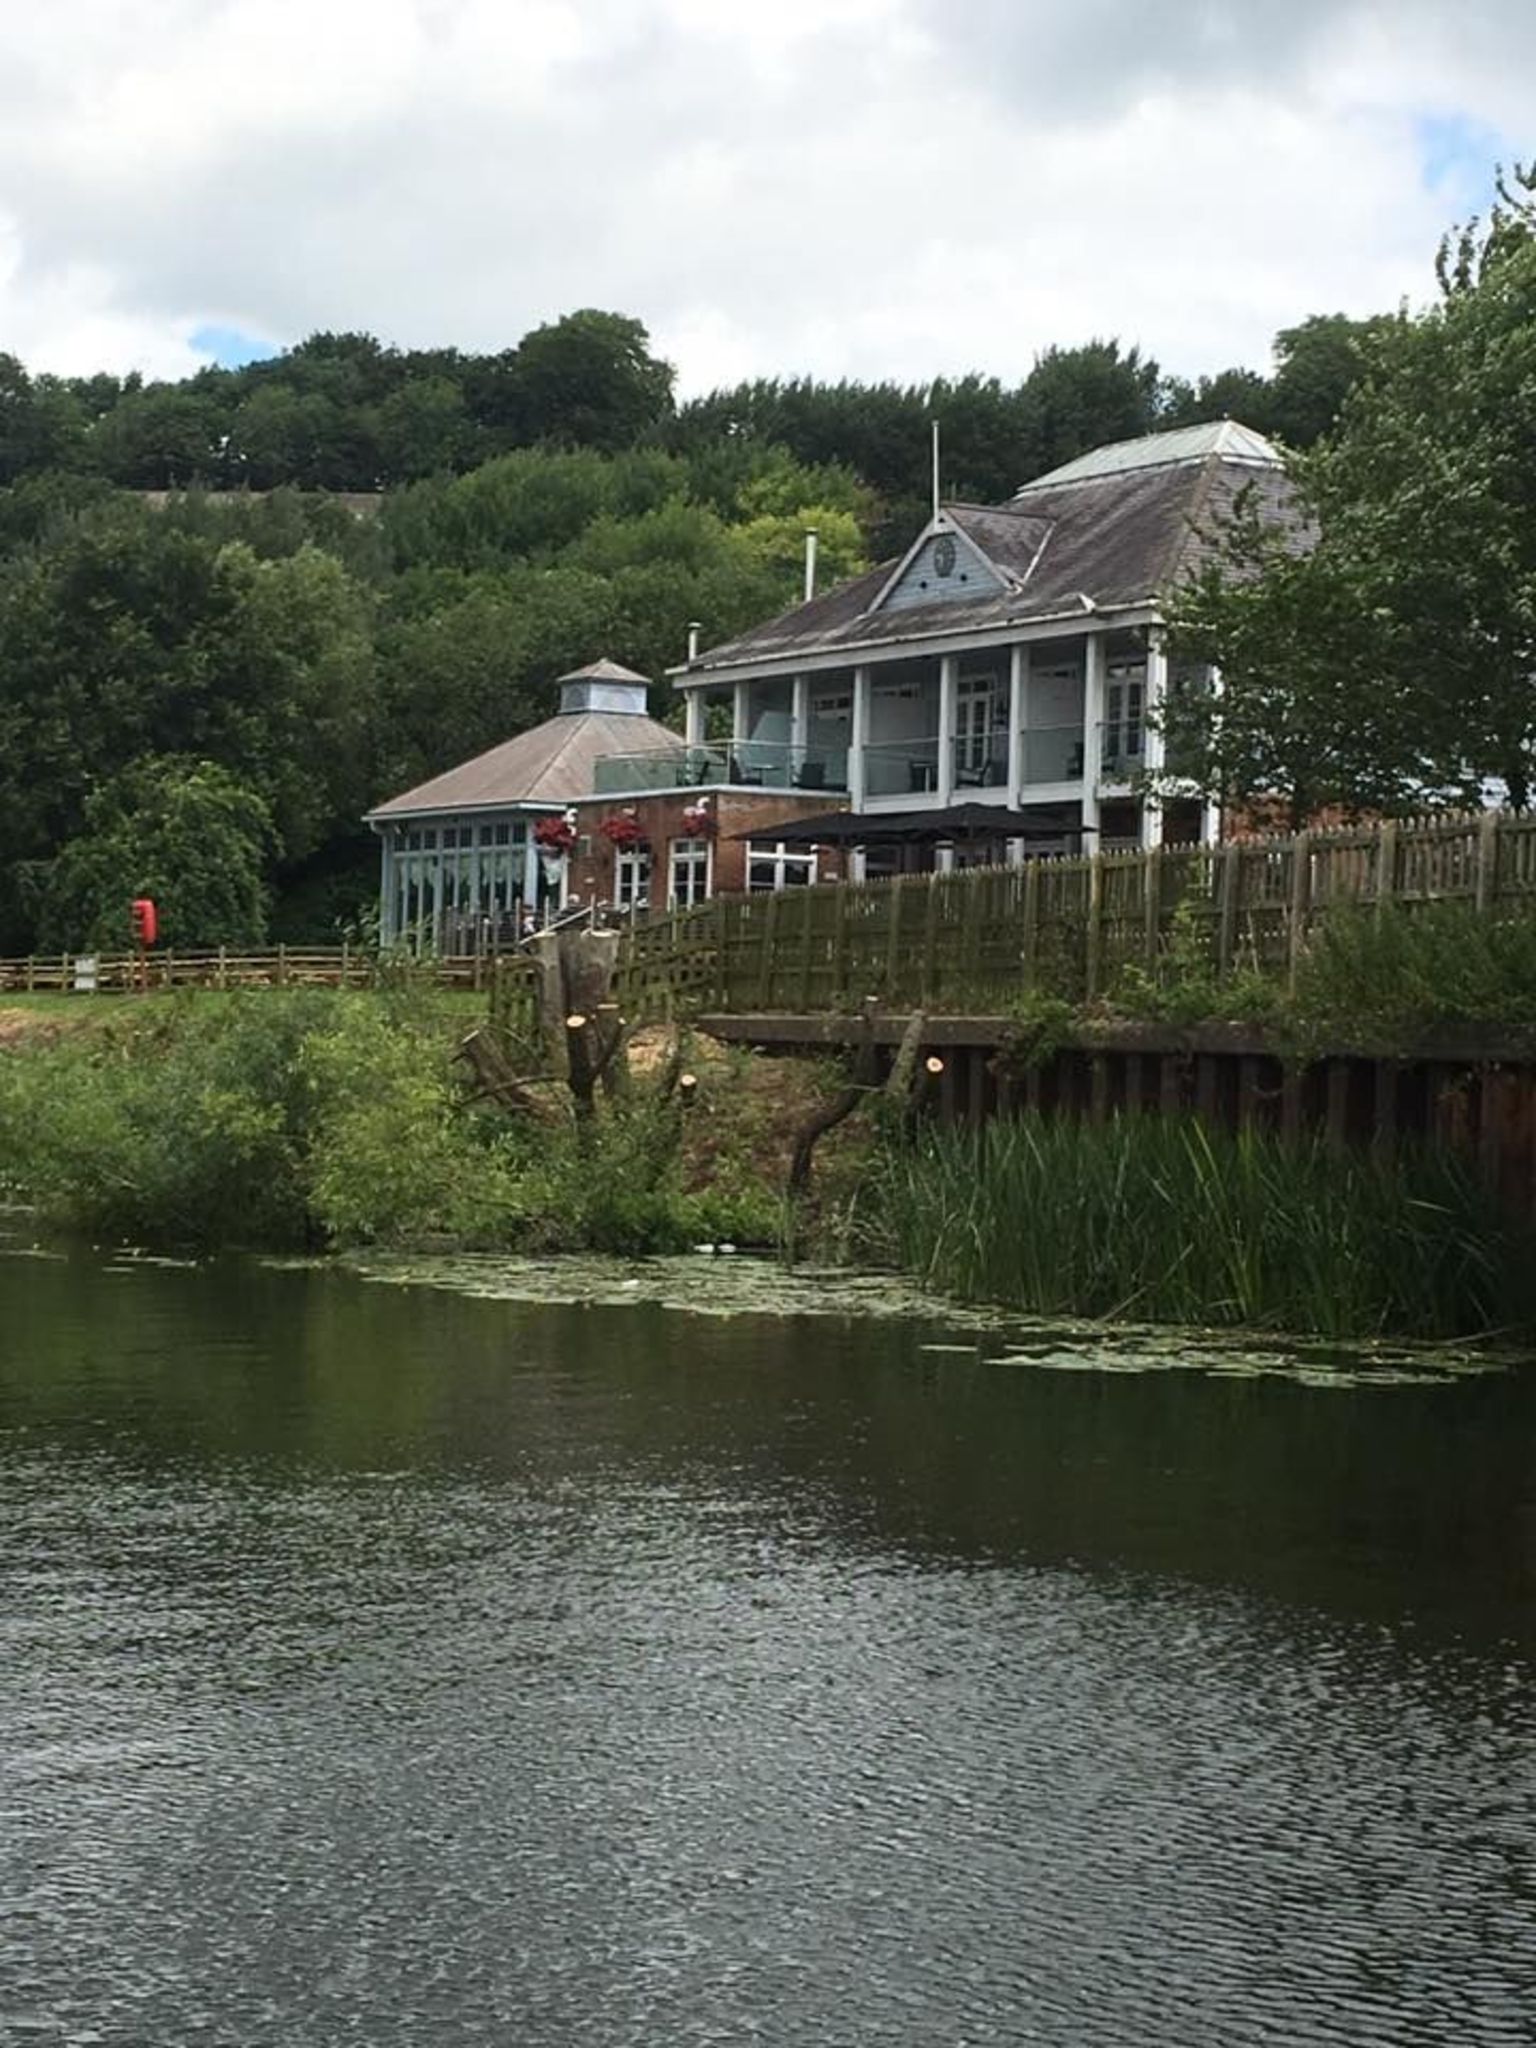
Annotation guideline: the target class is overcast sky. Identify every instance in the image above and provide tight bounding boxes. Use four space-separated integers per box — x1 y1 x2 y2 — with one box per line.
0 1 1524 394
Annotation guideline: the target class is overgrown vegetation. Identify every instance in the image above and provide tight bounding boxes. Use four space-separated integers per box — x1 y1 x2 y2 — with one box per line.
859 1114 1532 1341
3 984 1531 1345
0 992 783 1254
1104 899 1536 1056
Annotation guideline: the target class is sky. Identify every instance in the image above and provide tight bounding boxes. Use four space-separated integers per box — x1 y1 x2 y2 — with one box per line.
0 0 1525 396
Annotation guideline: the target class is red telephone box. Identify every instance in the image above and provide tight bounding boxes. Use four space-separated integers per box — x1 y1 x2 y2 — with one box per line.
130 897 158 948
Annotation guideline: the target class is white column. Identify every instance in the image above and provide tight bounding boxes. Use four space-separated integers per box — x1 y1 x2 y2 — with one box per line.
522 824 540 911
377 832 394 945
1081 632 1106 847
1141 628 1168 851
937 653 958 806
732 681 751 747
790 672 810 770
684 688 706 748
1197 660 1224 847
1006 642 1027 811
850 665 871 809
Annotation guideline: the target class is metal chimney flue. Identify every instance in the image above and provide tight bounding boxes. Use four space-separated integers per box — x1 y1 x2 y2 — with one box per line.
803 528 819 604
686 619 702 663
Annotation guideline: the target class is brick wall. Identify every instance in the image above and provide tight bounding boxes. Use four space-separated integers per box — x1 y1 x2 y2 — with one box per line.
569 789 846 902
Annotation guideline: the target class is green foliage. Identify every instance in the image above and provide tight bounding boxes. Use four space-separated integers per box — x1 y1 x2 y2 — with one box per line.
0 993 781 1255
996 990 1077 1071
1287 903 1536 1057
0 993 331 1246
862 1114 1530 1341
38 757 274 950
1111 896 1280 1030
1171 168 1536 817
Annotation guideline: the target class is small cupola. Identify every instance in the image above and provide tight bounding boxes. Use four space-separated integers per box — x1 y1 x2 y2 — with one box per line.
557 657 652 716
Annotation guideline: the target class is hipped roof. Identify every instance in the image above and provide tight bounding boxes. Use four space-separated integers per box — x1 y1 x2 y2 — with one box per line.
680 426 1302 676
368 708 684 820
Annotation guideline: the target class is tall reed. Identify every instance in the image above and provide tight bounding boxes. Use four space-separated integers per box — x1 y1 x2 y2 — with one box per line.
861 1114 1530 1341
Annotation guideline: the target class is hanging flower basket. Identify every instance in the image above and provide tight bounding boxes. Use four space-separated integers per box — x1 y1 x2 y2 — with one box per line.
534 815 578 857
680 803 716 838
599 814 647 850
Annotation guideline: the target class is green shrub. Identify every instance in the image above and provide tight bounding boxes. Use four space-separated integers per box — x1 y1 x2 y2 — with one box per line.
858 1111 1532 1341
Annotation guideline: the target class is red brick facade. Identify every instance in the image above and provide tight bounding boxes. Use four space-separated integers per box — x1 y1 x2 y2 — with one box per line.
567 789 845 905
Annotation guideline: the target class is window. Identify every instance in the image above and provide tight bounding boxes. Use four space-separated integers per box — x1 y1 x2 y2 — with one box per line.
956 671 1006 781
669 837 712 908
1105 661 1146 775
747 841 818 892
614 846 651 911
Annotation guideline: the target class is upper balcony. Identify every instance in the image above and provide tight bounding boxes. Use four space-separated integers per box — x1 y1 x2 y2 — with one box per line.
593 739 849 797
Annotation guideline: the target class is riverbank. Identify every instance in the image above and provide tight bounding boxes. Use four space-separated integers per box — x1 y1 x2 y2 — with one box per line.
2 987 1532 1347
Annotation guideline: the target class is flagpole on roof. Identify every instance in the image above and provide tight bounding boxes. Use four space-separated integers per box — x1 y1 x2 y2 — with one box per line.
931 418 941 522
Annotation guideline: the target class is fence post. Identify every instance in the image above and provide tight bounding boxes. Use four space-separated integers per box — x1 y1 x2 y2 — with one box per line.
1375 819 1398 925
755 892 780 1010
1288 831 1312 992
713 894 728 1009
1143 846 1161 971
920 873 940 1005
883 879 903 1000
1085 856 1103 1000
1217 844 1240 977
276 943 287 987
1021 860 1040 991
1475 809 1499 913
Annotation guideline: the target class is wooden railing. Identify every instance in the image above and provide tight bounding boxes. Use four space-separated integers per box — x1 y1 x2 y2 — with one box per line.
0 945 503 995
12 813 1536 1024
610 810 1536 1017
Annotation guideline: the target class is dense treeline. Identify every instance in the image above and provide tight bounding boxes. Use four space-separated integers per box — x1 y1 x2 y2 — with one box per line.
0 303 1377 510
0 230 1487 954
0 289 1387 955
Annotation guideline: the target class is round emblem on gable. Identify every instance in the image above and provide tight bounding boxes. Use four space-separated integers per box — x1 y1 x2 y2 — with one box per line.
933 534 957 577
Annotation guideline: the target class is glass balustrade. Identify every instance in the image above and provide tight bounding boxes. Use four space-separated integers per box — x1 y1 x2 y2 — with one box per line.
864 738 941 799
1019 724 1087 785
949 737 1009 791
1098 721 1147 781
592 742 848 795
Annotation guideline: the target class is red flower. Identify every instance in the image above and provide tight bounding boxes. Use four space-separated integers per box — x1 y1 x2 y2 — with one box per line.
680 804 716 837
535 815 578 855
599 814 646 849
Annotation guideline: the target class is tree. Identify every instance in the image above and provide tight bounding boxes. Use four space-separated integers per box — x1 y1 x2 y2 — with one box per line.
511 310 675 451
1169 169 1536 818
37 757 273 949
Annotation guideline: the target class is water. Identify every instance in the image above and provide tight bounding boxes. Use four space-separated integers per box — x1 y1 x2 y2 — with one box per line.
2 1244 1534 2046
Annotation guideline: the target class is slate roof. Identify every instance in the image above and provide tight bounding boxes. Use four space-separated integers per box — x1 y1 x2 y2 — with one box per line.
367 708 685 819
679 426 1304 677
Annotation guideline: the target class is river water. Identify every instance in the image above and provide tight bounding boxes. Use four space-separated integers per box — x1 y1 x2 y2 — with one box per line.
2 1242 1534 2047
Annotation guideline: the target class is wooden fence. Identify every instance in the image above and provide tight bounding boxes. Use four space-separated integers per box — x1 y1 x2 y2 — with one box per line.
11 812 1536 1024
0 945 499 996
613 810 1536 1018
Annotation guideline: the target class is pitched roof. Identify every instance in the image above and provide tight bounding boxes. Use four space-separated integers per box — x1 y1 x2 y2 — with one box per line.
680 426 1302 676
367 707 685 819
557 656 651 685
1014 419 1282 494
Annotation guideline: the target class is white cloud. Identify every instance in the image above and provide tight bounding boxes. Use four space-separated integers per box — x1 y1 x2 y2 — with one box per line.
0 0 1525 391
